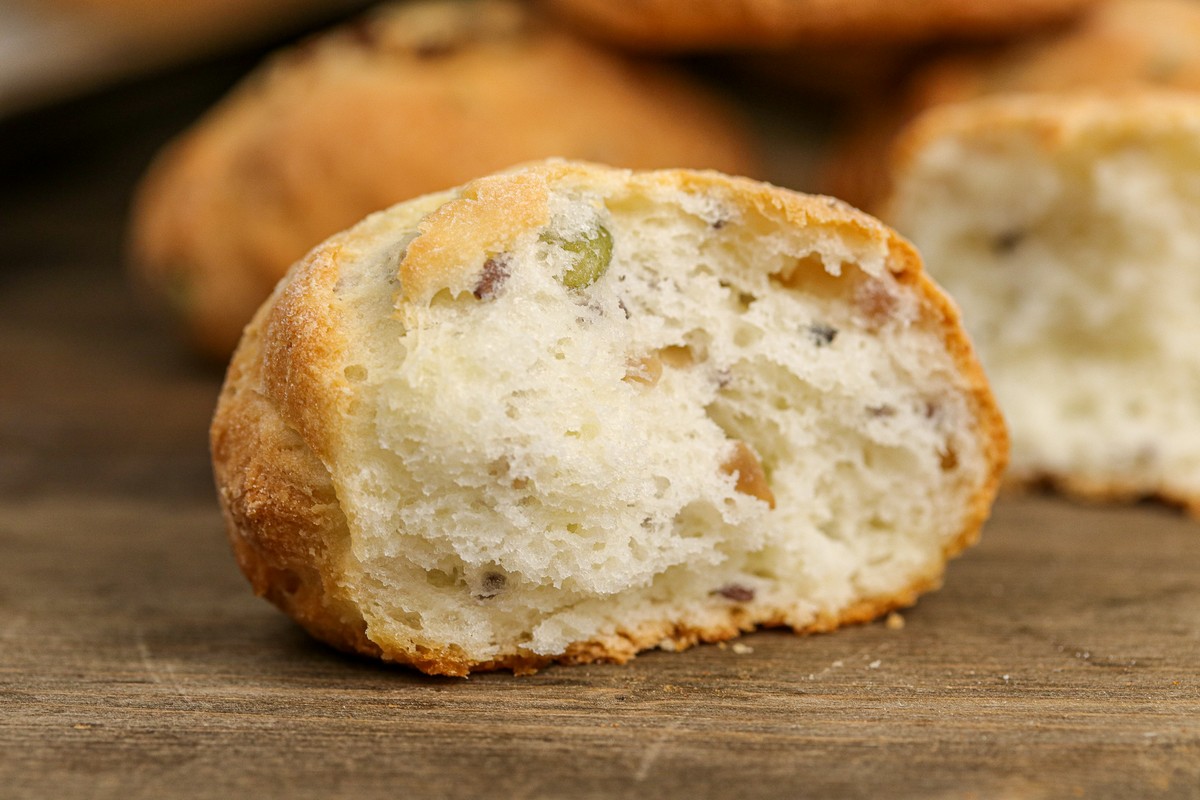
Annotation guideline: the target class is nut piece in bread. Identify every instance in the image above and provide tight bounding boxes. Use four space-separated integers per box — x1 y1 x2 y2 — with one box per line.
887 91 1200 513
211 160 1007 676
129 0 760 361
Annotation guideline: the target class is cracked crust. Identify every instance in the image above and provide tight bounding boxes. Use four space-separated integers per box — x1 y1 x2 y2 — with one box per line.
887 91 1200 515
211 160 1007 676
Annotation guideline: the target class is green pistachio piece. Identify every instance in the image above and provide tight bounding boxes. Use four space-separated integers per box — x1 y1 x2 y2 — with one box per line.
544 224 613 289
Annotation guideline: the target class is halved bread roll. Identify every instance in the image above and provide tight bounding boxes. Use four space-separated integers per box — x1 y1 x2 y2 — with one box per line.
211 160 1006 675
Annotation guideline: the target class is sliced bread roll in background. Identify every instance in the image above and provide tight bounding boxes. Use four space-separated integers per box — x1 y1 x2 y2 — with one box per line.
822 0 1200 213
887 91 1200 512
210 160 1006 675
129 0 760 361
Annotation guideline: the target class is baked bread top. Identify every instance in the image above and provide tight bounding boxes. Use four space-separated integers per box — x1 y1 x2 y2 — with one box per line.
129 0 760 360
212 160 1007 675
542 0 1099 50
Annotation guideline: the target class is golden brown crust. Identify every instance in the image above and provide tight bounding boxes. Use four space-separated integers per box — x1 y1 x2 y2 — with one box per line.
211 293 379 661
211 160 1007 677
398 169 553 304
129 0 761 361
542 0 1098 50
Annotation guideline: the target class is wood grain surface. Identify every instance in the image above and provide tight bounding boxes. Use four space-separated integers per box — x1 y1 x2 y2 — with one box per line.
1 54 1198 800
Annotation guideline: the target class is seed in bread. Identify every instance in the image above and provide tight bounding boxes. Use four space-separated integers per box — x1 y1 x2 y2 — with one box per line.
886 91 1200 513
211 160 1007 676
128 0 761 361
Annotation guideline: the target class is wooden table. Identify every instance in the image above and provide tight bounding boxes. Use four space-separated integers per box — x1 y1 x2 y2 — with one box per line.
1 57 1198 800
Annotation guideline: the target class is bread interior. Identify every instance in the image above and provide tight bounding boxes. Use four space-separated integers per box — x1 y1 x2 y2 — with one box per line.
324 178 990 665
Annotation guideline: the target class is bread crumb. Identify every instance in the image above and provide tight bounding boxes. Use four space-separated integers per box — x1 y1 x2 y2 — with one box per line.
885 611 905 630
730 643 754 655
868 659 882 669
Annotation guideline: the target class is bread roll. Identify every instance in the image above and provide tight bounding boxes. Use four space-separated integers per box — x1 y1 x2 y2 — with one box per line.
887 91 1200 512
211 160 1006 675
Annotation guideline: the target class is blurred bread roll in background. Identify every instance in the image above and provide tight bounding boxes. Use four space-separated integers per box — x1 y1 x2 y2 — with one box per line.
0 0 369 114
128 0 761 360
887 91 1200 514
